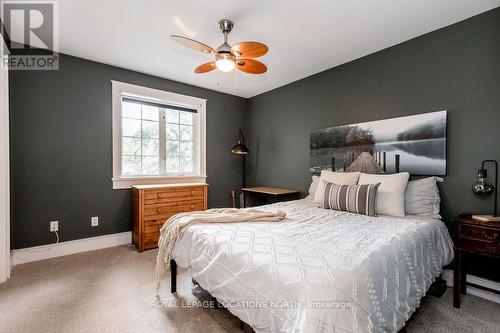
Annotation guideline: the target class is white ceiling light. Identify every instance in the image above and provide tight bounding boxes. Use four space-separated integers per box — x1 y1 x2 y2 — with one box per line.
216 55 236 72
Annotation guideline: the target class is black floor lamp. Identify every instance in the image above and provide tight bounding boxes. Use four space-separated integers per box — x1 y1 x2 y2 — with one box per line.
231 129 249 187
230 129 249 208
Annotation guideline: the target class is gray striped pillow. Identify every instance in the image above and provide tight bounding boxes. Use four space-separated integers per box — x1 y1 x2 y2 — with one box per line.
322 181 380 216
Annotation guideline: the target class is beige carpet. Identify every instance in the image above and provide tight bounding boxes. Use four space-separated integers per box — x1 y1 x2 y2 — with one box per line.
0 245 498 333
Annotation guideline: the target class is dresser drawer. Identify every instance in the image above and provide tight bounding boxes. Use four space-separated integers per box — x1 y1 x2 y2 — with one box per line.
143 232 161 250
460 238 500 256
144 199 204 215
143 201 204 232
143 201 205 221
143 187 205 205
461 225 500 243
144 219 165 234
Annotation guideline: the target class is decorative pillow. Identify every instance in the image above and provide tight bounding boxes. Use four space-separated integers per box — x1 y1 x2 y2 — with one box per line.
308 175 320 196
313 170 361 203
405 177 443 219
322 182 381 216
358 172 410 217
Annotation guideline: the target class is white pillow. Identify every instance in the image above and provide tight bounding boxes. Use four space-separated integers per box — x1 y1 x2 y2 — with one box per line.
313 170 360 203
405 177 443 219
308 175 320 196
358 172 410 217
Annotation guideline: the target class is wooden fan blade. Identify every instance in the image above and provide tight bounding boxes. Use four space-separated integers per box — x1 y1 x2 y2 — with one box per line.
171 35 215 54
236 59 267 74
195 62 216 73
231 42 268 58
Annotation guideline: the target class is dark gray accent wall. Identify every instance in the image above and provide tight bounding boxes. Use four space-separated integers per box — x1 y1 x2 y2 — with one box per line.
10 53 248 249
247 9 500 279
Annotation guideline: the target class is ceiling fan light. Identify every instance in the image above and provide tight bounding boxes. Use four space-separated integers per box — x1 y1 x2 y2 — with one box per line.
215 58 235 72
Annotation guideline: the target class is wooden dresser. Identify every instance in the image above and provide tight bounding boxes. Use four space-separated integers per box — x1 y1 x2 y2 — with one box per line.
132 183 208 252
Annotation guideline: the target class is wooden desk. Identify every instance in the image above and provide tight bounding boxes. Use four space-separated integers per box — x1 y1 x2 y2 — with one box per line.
453 214 500 308
241 187 300 208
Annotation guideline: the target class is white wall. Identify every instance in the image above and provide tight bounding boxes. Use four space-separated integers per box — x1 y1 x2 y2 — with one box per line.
0 37 10 283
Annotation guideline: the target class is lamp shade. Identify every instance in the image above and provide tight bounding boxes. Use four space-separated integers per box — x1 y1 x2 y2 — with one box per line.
231 129 249 155
231 142 249 155
471 160 498 218
472 168 495 197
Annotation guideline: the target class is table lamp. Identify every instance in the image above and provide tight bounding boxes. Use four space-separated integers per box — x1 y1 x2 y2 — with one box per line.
472 159 499 221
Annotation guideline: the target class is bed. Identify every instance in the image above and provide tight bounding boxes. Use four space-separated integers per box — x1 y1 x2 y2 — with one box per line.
170 198 454 332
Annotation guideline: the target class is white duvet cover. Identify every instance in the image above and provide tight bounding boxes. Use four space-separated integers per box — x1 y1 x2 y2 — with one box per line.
172 199 454 333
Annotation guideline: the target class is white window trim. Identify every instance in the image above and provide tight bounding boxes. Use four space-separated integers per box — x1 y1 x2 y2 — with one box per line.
111 80 206 189
1 38 10 283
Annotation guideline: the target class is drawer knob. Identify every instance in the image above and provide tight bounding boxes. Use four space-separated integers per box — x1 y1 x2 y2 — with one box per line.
190 204 194 209
481 231 499 241
190 191 195 195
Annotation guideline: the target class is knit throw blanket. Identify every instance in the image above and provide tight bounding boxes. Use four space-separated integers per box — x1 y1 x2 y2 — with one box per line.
154 208 286 290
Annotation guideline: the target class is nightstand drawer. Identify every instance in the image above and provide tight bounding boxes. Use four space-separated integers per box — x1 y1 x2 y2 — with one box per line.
461 225 500 243
460 238 500 256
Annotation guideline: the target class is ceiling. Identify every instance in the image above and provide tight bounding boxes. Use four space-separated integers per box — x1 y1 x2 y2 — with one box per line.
42 1 500 97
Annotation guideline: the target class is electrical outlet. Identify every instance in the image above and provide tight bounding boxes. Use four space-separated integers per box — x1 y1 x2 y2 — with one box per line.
91 216 99 227
50 221 59 232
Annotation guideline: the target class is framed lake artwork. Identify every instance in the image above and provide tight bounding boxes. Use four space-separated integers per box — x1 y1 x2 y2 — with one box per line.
310 111 447 176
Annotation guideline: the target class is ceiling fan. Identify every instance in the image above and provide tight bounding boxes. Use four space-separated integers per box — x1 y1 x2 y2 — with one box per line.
171 19 268 74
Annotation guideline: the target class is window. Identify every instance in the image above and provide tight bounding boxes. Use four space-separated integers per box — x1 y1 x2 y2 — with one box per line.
121 98 196 176
112 81 206 189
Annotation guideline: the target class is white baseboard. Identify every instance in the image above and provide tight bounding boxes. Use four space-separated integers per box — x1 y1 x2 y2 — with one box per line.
11 231 132 266
442 269 500 304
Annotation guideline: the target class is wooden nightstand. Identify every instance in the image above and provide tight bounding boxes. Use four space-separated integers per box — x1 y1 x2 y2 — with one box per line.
241 187 300 208
453 214 500 308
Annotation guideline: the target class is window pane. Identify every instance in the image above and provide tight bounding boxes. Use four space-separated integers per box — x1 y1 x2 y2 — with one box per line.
180 125 193 141
165 109 179 123
179 141 193 157
179 112 193 125
166 141 179 157
122 102 141 119
142 156 159 175
122 137 141 155
142 138 159 156
166 157 180 172
123 118 141 137
142 105 159 121
180 157 193 172
122 155 141 175
167 124 179 140
142 120 159 139
120 94 200 177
